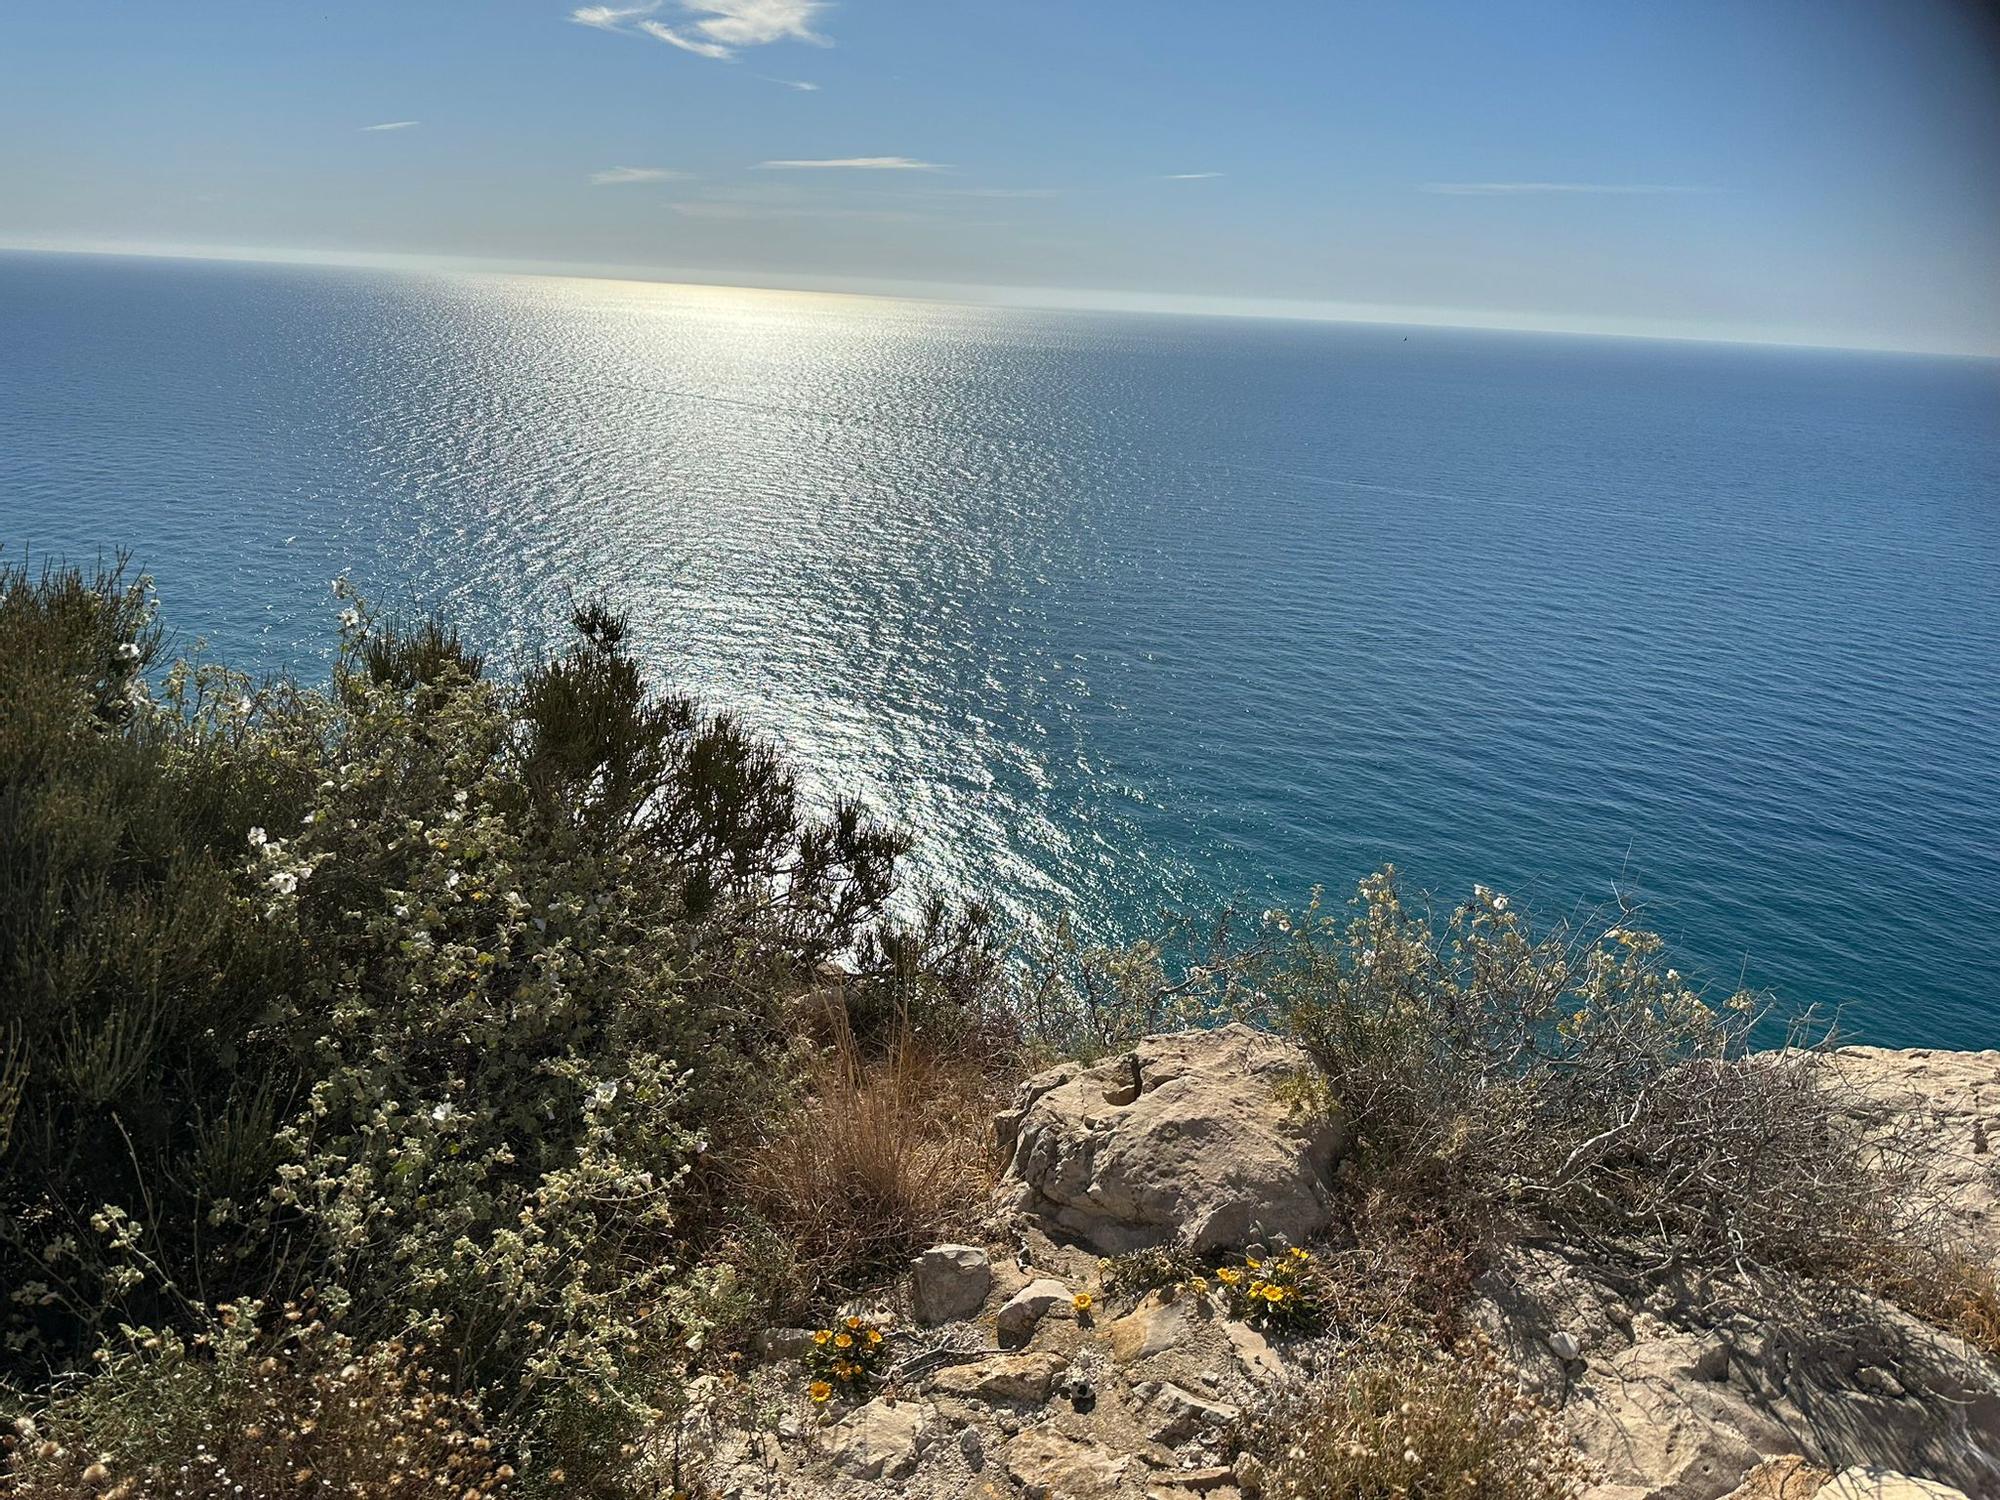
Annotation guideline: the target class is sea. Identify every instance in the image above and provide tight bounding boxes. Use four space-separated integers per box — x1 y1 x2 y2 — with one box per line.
3 250 1997 1048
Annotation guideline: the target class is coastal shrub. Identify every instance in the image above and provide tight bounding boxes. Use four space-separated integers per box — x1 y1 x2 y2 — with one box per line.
1271 870 1886 1276
0 560 998 1490
0 1305 505 1499
0 558 311 1362
1251 1335 1588 1500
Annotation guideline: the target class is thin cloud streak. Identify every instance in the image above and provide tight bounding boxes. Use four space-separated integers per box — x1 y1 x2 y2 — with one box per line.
590 166 690 185
361 121 420 132
638 19 731 57
570 2 659 28
575 0 827 60
1422 181 1711 195
1163 172 1222 180
757 156 941 171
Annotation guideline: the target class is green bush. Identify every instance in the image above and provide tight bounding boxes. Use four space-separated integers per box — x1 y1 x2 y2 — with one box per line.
1269 870 1885 1276
0 560 995 1490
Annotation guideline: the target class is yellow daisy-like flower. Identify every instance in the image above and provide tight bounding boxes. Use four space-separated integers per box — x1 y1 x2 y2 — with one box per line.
1245 1256 1263 1270
1290 1247 1311 1261
1248 1281 1267 1297
809 1381 832 1403
812 1330 832 1346
865 1328 883 1345
1263 1285 1287 1302
846 1316 863 1330
1216 1267 1241 1285
834 1332 854 1349
1072 1293 1093 1313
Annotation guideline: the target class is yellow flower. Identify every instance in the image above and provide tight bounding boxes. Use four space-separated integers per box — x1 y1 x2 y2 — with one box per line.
1262 1285 1287 1302
1187 1277 1209 1295
865 1328 883 1345
1216 1267 1241 1285
1248 1281 1267 1297
812 1330 832 1346
1290 1247 1311 1261
1245 1256 1263 1270
834 1332 854 1349
809 1381 832 1403
1072 1293 1093 1313
846 1316 863 1330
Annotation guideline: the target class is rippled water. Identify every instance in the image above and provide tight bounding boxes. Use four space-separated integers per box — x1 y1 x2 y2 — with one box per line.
4 251 1998 1046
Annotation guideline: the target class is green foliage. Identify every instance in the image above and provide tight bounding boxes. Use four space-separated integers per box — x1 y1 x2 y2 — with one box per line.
0 561 995 1490
1269 870 1880 1275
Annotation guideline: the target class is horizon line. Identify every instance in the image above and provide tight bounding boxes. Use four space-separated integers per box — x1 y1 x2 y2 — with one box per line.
1 237 1993 362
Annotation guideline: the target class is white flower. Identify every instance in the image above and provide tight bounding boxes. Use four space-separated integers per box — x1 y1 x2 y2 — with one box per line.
338 608 361 629
115 642 141 662
431 1103 454 1123
247 827 267 847
589 1081 619 1110
394 904 411 919
268 871 298 896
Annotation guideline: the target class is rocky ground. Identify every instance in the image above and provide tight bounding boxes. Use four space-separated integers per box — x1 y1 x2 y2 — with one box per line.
679 1030 2000 1500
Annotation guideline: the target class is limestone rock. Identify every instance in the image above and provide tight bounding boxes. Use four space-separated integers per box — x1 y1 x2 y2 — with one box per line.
996 1278 1073 1343
1821 1470 1972 1500
911 1243 993 1324
931 1352 1069 1405
995 1023 1341 1253
1137 1380 1239 1443
1720 1457 1834 1500
1107 1295 1193 1365
1005 1427 1134 1497
1824 1047 2000 1262
821 1397 933 1481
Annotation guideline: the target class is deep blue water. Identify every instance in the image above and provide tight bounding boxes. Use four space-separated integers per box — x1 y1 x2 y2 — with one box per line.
4 251 1997 1048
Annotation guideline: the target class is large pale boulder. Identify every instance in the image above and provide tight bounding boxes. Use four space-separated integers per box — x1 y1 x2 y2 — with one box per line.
994 1023 1341 1253
1823 1048 2000 1262
1820 1470 1972 1500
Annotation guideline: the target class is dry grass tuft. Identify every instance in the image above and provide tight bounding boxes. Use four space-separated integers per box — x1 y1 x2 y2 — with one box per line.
742 1007 1006 1296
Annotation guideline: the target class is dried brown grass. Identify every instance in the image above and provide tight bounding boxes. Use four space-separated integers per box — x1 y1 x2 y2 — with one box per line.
742 1005 1008 1296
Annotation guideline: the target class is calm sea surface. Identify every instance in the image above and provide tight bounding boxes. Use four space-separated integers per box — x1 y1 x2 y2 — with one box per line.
4 252 1997 1047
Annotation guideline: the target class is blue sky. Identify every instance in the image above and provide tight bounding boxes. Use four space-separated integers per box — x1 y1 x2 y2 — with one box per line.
3 1 1998 354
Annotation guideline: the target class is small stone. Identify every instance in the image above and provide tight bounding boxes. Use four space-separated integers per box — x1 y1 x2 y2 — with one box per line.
1143 1381 1240 1443
931 1353 1068 1405
1855 1365 1907 1399
1547 1331 1581 1361
958 1423 986 1469
1006 1428 1133 1498
997 1278 1073 1343
1107 1296 1191 1364
758 1327 816 1360
823 1398 933 1481
912 1244 994 1324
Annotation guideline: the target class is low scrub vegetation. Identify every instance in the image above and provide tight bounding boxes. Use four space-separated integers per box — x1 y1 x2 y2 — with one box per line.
0 558 1001 1494
1251 1336 1588 1500
2 554 1987 1494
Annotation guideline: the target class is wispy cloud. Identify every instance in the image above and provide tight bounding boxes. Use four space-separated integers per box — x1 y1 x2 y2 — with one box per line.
757 155 940 171
672 201 925 222
590 165 690 185
638 19 732 57
570 2 658 28
1421 181 1709 195
573 0 827 60
1162 172 1221 180
763 76 820 90
361 120 420 132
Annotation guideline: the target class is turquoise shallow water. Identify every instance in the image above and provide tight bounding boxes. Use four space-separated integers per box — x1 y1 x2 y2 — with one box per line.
4 251 1998 1047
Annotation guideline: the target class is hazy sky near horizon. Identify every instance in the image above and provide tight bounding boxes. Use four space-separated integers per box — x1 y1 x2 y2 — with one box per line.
4 1 1999 354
